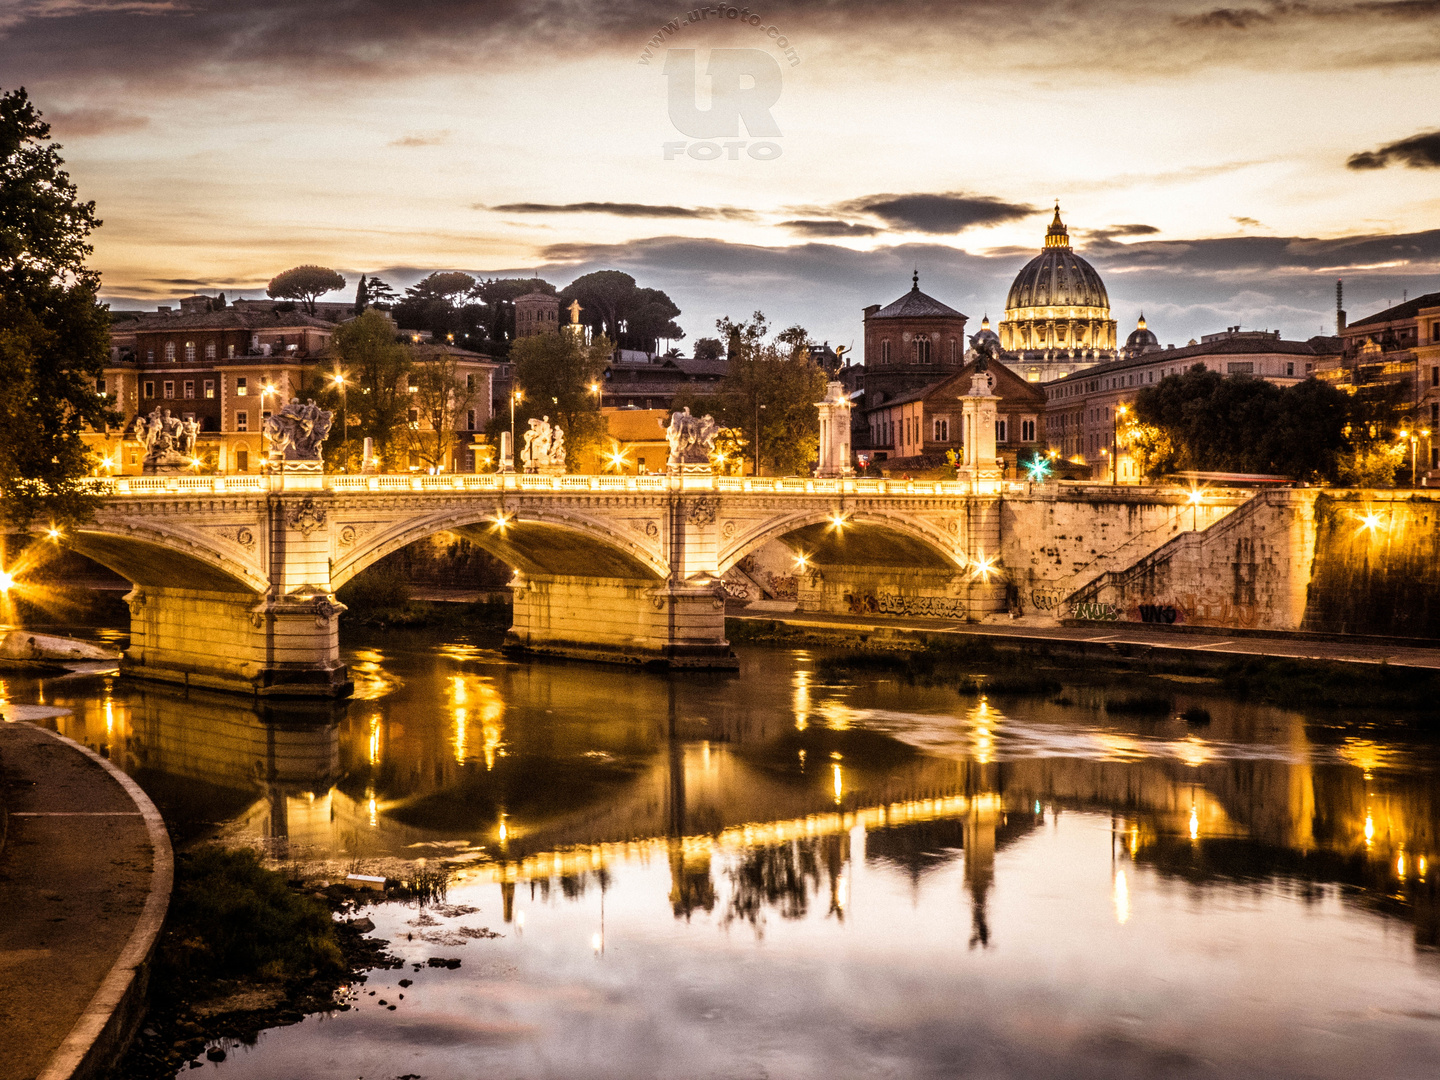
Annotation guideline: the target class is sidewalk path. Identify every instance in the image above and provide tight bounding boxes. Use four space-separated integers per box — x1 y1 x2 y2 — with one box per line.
727 609 1440 671
0 720 172 1080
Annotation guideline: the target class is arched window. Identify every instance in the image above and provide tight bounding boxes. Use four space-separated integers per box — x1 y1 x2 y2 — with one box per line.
184 341 196 363
205 342 216 360
164 342 176 362
881 339 891 364
915 336 931 364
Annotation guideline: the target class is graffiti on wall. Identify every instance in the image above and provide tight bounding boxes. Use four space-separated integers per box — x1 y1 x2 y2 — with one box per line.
1070 601 1119 622
845 593 968 618
1030 588 1066 611
1070 594 1270 628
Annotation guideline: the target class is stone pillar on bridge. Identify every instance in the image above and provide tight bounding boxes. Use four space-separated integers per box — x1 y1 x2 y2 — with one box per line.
814 381 855 479
957 372 1001 489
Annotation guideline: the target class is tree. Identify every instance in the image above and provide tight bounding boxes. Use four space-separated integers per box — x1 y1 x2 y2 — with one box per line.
469 276 556 355
706 312 827 476
329 309 412 469
266 265 346 314
403 351 481 471
353 274 368 315
508 331 611 471
559 271 683 353
0 87 115 529
693 337 723 361
365 277 398 310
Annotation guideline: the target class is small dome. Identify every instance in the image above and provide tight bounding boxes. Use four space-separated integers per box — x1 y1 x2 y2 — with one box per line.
970 313 1000 349
1126 313 1159 351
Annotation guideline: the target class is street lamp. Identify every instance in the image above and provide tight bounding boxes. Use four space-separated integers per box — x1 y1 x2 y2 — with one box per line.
1112 403 1127 486
332 372 348 468
1400 426 1431 487
753 400 767 477
510 388 523 471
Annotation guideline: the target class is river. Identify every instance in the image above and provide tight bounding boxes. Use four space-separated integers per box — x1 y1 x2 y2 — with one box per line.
8 626 1440 1079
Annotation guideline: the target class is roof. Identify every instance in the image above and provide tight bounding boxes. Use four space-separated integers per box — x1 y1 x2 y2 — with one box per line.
126 309 339 332
514 292 559 304
870 273 966 320
410 343 494 362
1005 247 1109 311
1042 331 1336 385
863 358 1045 413
1348 291 1440 328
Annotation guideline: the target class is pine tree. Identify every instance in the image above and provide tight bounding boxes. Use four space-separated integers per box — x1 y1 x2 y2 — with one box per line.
354 273 368 315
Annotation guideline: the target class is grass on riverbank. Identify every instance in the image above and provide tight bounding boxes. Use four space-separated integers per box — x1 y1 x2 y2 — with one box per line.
110 847 394 1079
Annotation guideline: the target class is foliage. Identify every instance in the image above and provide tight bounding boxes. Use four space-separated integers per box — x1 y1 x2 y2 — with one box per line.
165 847 343 982
364 276 398 310
1129 364 1350 481
403 350 482 470
693 336 723 361
1336 441 1404 487
265 265 346 314
559 270 683 352
707 311 828 476
329 309 413 469
508 331 611 470
0 87 116 529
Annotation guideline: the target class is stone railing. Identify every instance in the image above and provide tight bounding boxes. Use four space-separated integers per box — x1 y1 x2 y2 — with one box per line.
87 473 1031 497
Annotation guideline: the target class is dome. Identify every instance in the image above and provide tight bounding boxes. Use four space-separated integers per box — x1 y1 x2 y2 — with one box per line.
1125 313 1159 351
872 271 966 320
1005 207 1110 311
970 314 1000 349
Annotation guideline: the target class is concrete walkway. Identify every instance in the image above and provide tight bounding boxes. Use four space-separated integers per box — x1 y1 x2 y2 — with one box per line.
728 608 1440 671
0 721 172 1080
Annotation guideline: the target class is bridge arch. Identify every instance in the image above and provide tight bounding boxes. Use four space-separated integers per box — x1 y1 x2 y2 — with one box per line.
61 520 268 594
331 505 669 590
718 509 968 575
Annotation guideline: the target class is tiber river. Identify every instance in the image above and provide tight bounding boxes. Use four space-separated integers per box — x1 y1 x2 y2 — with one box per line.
11 627 1440 1079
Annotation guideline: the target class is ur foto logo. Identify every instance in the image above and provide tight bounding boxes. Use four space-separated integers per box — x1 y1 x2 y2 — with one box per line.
662 48 783 161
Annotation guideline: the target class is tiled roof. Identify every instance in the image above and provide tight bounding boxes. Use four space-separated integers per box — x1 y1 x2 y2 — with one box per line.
1042 332 1333 385
123 309 338 332
1348 291 1440 328
871 282 966 320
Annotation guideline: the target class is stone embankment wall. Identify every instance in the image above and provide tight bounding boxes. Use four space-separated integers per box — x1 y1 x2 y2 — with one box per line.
1001 486 1247 618
1062 489 1440 638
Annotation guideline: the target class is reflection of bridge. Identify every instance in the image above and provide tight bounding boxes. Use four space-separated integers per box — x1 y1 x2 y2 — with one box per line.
71 472 1018 695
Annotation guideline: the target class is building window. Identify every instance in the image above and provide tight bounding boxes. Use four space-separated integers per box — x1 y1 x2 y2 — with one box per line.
466 409 477 431
1431 366 1438 388
205 342 216 360
1228 362 1254 375
1431 402 1439 425
227 344 235 358
146 349 154 363
143 380 154 398
236 377 247 396
932 418 949 441
1433 447 1439 470
96 377 107 397
204 379 215 399
950 339 957 363
164 342 176 362
163 380 174 399
1306 362 1314 375
881 339 891 364
184 341 196 363
915 337 931 364
236 449 249 471
466 373 476 392
408 408 419 426
408 375 418 393
1021 418 1036 442
996 419 1008 443
236 411 248 431
184 380 195 399
1285 362 1295 377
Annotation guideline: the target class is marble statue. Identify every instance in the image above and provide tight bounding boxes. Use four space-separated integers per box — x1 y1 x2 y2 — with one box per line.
263 398 334 461
521 415 565 471
662 406 720 470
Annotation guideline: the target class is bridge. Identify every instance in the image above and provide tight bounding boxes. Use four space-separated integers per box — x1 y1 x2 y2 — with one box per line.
68 471 1020 697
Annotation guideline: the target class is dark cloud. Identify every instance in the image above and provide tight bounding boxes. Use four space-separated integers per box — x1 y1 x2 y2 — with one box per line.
1232 216 1263 227
781 220 883 238
827 192 1037 234
1178 0 1440 30
1347 129 1440 169
389 131 449 147
488 201 758 221
45 107 149 135
1177 6 1274 30
1084 223 1161 241
1084 227 1440 274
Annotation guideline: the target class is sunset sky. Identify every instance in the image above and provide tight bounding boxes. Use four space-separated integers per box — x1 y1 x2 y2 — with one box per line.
5 0 1439 349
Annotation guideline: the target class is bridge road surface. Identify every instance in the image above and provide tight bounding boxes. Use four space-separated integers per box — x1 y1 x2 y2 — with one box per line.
0 719 171 1080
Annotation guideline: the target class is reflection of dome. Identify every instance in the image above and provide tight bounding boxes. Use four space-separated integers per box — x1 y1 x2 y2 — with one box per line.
1126 313 1159 353
998 205 1117 360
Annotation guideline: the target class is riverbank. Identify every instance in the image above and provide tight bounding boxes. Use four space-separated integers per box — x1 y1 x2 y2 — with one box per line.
0 721 172 1080
727 610 1440 712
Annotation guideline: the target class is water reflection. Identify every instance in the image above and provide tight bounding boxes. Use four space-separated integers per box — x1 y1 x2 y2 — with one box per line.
14 631 1440 1077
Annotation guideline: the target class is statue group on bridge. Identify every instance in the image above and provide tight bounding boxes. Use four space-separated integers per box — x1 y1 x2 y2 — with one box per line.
138 407 201 472
263 398 334 462
521 415 566 473
662 407 720 472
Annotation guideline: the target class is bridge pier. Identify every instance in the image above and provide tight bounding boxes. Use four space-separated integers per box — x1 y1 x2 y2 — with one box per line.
506 573 736 669
120 585 352 698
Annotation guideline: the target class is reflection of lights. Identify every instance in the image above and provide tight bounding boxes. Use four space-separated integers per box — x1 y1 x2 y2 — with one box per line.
104 699 114 737
498 815 508 844
793 668 810 730
1364 813 1375 846
798 748 806 771
1420 856 1428 879
1189 805 1199 840
1114 868 1130 925
1178 736 1210 768
368 716 380 765
367 787 378 828
832 762 843 803
1129 825 1139 857
454 705 467 764
516 910 525 929
1398 852 1406 878
591 932 603 952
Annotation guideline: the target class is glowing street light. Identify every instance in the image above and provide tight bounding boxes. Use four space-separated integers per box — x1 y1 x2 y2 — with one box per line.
0 570 13 594
1026 455 1052 483
793 551 810 571
509 389 523 471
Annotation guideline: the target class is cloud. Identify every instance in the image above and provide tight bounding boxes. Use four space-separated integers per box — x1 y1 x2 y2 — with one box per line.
1346 129 1440 169
1232 216 1263 227
45 106 148 135
1084 227 1440 276
781 220 883 238
1084 223 1161 241
389 130 449 147
832 192 1037 234
487 201 758 221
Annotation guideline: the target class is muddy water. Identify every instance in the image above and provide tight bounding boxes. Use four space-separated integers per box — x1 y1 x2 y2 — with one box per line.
11 628 1440 1079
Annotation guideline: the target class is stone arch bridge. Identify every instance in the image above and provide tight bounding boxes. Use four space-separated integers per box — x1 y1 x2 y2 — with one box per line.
68 472 1014 697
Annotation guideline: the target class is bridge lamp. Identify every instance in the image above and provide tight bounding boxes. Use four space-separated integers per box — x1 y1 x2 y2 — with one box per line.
828 512 848 530
45 526 62 541
970 555 996 581
0 570 13 594
793 552 810 571
492 512 511 531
